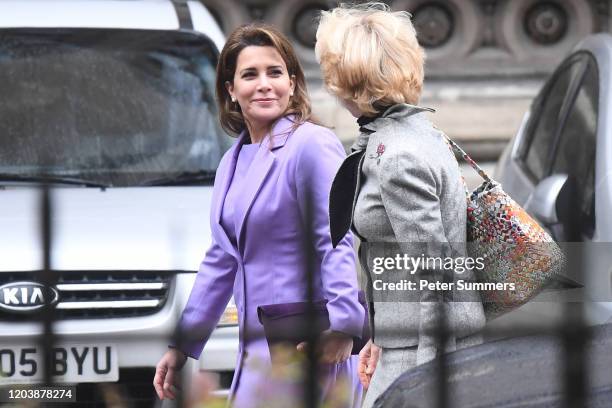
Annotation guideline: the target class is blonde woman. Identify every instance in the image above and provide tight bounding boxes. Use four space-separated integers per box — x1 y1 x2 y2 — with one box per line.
316 3 485 407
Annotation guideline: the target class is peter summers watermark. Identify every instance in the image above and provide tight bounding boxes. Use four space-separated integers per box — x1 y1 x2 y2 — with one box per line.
372 279 516 292
370 254 517 292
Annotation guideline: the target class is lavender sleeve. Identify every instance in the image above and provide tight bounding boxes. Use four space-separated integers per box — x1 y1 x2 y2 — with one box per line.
172 238 237 359
294 127 365 338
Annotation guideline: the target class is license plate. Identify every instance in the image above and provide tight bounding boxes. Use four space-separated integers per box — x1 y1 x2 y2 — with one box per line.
0 344 118 384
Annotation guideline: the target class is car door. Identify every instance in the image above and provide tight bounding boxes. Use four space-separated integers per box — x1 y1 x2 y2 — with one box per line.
542 51 612 323
496 54 578 204
497 51 598 240
545 55 598 242
494 48 610 323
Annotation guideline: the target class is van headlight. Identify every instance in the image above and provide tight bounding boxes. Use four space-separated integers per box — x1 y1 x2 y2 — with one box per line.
218 300 238 326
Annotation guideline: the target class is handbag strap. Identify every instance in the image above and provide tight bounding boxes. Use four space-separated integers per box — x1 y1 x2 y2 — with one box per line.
440 131 492 184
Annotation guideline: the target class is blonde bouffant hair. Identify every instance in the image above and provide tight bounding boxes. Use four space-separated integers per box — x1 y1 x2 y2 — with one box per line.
315 2 425 116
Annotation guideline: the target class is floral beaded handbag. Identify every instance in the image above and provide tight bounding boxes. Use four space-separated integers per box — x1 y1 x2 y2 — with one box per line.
441 133 566 319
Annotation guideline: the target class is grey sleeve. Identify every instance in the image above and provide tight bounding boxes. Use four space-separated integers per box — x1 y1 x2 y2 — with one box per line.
379 149 454 365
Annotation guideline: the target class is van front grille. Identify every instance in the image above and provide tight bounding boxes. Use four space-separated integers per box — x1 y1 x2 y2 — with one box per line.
0 271 173 320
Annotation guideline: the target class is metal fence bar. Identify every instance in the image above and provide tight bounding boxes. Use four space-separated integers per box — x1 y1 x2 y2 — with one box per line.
562 304 588 408
561 244 588 408
37 183 56 386
174 321 185 408
434 303 449 408
303 195 319 408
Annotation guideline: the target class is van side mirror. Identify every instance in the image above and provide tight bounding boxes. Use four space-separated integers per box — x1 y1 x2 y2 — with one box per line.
524 174 569 225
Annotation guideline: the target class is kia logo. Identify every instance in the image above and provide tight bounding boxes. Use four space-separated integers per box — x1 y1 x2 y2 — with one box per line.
0 282 59 313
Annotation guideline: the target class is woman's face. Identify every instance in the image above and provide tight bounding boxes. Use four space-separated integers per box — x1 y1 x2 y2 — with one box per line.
226 46 295 131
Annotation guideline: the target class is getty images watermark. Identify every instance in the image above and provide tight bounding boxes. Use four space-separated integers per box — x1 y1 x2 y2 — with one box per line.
370 253 516 292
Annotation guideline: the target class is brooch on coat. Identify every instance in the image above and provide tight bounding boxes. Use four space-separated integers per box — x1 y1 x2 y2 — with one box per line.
369 143 385 164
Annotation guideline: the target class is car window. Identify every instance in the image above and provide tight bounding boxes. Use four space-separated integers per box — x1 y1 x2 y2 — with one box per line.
549 56 598 238
519 53 589 181
0 29 233 187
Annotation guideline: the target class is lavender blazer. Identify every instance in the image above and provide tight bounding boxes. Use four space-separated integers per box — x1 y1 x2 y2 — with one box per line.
175 116 364 403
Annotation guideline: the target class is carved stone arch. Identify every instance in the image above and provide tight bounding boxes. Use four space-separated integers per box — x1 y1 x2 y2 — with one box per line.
198 0 250 34
266 0 335 68
497 0 595 60
391 0 484 61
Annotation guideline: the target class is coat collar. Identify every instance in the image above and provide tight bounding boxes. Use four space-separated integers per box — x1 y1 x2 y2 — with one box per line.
359 103 435 133
329 149 366 248
212 115 297 255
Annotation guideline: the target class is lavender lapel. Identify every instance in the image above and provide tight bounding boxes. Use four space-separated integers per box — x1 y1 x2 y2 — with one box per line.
210 136 243 257
233 117 294 249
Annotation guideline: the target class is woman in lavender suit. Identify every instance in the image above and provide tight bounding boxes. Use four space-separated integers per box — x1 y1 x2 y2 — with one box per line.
153 24 365 407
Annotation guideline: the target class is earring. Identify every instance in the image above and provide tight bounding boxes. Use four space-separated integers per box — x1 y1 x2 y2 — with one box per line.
231 96 236 102
289 91 294 96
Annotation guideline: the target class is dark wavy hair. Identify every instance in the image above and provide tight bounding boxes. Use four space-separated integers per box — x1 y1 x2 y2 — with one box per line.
216 23 314 136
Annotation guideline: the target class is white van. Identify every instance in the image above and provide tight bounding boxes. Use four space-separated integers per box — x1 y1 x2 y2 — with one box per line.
0 0 238 405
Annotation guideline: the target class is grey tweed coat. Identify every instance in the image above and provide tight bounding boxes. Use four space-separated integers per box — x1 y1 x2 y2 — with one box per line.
329 104 485 365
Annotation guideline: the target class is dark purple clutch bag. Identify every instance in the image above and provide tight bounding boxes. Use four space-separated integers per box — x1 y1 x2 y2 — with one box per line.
256 291 370 356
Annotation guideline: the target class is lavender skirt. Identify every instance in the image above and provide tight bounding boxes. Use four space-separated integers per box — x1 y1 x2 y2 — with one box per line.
230 338 363 408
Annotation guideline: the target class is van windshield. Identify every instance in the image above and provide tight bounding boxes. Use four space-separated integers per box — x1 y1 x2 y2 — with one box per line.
0 29 232 187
